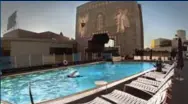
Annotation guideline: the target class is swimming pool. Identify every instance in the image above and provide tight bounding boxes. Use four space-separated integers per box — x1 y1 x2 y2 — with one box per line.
1 62 154 104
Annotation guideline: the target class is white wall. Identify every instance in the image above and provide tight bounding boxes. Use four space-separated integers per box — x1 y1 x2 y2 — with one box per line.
105 39 115 47
11 41 51 56
9 40 75 67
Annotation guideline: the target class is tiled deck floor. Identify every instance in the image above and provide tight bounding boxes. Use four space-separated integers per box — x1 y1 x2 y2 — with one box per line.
171 59 188 104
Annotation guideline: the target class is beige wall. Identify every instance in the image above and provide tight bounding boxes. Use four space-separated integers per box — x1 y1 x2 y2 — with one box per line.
10 41 51 56
1 38 75 68
152 47 172 52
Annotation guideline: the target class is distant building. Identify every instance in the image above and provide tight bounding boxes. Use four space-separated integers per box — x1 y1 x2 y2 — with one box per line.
183 40 188 57
151 38 171 48
76 1 144 59
151 30 187 53
151 38 172 52
171 38 178 50
176 30 186 42
172 29 186 50
2 29 77 56
151 40 155 49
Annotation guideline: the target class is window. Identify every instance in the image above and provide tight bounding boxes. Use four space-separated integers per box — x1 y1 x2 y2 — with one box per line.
105 39 115 47
97 14 104 31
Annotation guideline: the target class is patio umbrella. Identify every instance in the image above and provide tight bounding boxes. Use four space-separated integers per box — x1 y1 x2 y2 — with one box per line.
171 49 177 60
176 38 184 69
0 38 2 56
150 49 152 60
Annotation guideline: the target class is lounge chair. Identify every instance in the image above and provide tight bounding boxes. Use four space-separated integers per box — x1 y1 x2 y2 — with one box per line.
138 56 141 60
124 78 172 95
135 56 141 60
162 63 175 72
83 97 112 104
105 80 171 104
154 56 159 60
101 89 167 104
125 81 158 94
136 67 173 85
129 69 173 94
135 77 161 87
143 63 175 80
164 57 168 61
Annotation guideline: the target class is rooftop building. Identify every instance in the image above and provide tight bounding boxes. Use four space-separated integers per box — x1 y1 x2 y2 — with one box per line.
151 38 172 52
176 29 186 42
3 29 71 43
2 29 77 56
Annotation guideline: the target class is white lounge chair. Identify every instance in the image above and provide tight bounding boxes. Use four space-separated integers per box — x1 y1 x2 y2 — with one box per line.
146 56 150 60
134 56 137 60
137 56 142 60
136 77 161 87
101 89 167 104
124 78 172 95
143 63 175 80
164 57 168 61
153 56 158 60
83 97 112 104
132 68 173 92
126 81 158 94
143 56 147 60
145 68 173 80
135 69 173 87
151 56 154 60
162 63 175 72
134 56 141 60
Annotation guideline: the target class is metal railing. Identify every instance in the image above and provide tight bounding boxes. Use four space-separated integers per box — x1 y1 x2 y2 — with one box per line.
0 53 82 70
0 52 103 70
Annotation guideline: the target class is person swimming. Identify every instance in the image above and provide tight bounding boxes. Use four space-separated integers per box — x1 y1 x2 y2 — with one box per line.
67 71 82 78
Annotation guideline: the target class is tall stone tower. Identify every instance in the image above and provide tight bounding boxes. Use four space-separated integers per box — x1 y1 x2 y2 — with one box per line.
75 1 144 60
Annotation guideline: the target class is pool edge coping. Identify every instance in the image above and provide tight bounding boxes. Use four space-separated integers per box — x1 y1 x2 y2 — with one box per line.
37 67 156 104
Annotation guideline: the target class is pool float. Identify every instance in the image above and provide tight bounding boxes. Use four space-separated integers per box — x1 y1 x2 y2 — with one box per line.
63 60 68 65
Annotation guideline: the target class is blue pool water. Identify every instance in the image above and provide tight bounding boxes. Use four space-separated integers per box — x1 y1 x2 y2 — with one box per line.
1 62 154 104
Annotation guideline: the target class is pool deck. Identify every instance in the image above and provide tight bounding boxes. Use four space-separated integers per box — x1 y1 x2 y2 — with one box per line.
171 59 188 104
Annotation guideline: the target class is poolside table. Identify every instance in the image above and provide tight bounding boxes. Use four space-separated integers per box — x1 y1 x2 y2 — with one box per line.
95 81 108 92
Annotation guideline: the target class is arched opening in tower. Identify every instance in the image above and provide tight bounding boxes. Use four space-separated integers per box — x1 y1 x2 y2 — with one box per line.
85 33 109 60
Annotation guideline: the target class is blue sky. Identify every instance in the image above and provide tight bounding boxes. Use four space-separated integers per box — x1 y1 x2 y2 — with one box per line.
1 1 188 48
